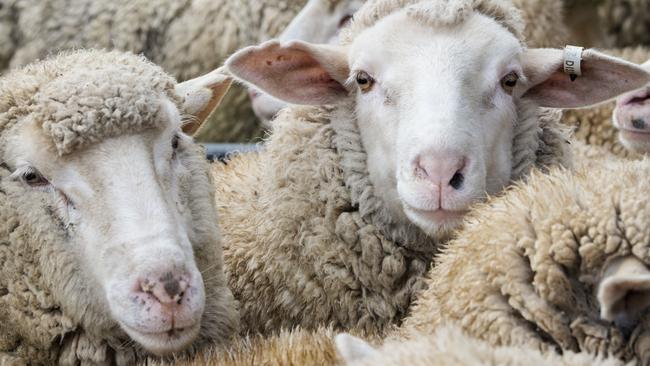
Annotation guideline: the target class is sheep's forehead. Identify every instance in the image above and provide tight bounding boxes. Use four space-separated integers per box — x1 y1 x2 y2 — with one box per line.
31 65 179 156
349 11 521 90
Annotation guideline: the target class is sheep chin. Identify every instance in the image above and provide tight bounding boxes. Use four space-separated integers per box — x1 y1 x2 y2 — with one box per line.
118 321 201 356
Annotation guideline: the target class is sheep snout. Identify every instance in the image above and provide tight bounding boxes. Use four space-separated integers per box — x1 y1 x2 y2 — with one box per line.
613 86 650 153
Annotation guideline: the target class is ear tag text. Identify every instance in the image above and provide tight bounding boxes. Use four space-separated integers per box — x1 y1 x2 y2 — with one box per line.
564 45 584 82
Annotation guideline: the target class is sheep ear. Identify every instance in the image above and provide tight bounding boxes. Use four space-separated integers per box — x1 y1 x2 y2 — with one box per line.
520 48 650 108
335 334 378 364
176 67 232 136
598 256 650 327
226 40 350 105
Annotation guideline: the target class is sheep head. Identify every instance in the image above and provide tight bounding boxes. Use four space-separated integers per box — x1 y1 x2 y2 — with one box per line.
613 60 650 154
227 0 650 240
0 50 235 361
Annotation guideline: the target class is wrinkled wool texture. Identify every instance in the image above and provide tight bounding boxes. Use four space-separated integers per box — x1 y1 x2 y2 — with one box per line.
154 326 621 366
563 46 650 160
346 327 623 366
597 0 650 48
0 50 238 365
1 0 307 142
402 158 650 363
213 90 570 334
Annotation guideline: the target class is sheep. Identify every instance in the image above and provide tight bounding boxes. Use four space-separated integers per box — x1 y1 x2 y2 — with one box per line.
0 0 307 143
149 326 621 366
248 0 570 126
400 157 650 364
335 327 624 366
0 49 238 365
562 47 650 159
216 0 650 335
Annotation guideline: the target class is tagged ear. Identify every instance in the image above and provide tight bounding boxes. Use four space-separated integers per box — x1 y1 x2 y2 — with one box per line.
334 333 378 364
226 40 350 105
598 256 650 330
520 48 650 108
175 67 232 135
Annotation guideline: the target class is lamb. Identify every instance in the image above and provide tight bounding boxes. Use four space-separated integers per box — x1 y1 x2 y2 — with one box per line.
0 0 307 142
562 47 650 159
216 0 649 335
248 0 570 126
0 49 238 365
400 158 650 364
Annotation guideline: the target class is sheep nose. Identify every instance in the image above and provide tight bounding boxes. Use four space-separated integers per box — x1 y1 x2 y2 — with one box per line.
140 272 190 306
413 152 467 190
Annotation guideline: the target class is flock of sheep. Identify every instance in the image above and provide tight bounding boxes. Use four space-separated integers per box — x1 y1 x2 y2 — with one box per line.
1 0 650 365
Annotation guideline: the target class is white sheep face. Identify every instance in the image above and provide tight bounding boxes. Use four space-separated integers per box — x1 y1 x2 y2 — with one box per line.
249 0 364 125
5 99 205 355
228 6 650 239
349 12 521 235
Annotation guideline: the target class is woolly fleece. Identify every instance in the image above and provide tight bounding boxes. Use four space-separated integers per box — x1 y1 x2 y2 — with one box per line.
0 50 238 365
214 91 570 334
152 326 621 366
402 158 650 363
0 0 307 143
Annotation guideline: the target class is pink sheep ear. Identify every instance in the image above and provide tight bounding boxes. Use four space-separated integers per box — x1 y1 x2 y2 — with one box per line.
226 40 351 105
598 256 650 327
520 48 650 109
176 67 232 135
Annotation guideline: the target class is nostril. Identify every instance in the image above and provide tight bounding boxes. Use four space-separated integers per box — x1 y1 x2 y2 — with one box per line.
449 171 464 190
632 118 646 130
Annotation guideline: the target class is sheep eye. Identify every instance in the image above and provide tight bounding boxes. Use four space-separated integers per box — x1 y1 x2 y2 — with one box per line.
22 169 48 186
171 134 180 150
338 14 353 29
500 72 519 94
356 71 374 93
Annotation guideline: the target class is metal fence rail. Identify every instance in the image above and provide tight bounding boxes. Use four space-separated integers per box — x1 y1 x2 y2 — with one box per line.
202 143 261 161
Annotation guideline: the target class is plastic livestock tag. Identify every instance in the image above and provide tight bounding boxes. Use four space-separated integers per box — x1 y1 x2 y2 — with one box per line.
564 45 584 82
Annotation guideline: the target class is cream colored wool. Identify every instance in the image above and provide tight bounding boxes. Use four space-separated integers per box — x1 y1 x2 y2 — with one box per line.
213 89 570 334
152 326 620 366
597 0 650 48
563 46 650 160
151 328 343 366
0 50 238 365
0 0 306 142
402 158 650 363
342 327 623 366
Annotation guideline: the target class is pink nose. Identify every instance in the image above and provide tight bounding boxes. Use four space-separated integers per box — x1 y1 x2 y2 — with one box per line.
139 271 190 306
414 152 466 190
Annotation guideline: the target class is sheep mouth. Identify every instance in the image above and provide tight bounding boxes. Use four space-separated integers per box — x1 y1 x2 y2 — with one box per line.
119 321 200 356
406 207 469 222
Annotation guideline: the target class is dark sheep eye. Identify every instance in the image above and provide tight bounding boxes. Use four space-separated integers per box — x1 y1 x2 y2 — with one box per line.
23 169 48 186
172 135 180 150
500 72 519 94
338 14 353 29
356 71 374 93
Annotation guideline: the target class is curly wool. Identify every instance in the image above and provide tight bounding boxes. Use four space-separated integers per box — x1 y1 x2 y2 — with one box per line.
0 50 238 365
214 83 570 334
563 47 650 160
402 158 650 363
1 0 307 142
152 326 621 366
597 0 650 48
340 0 570 48
344 327 623 366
